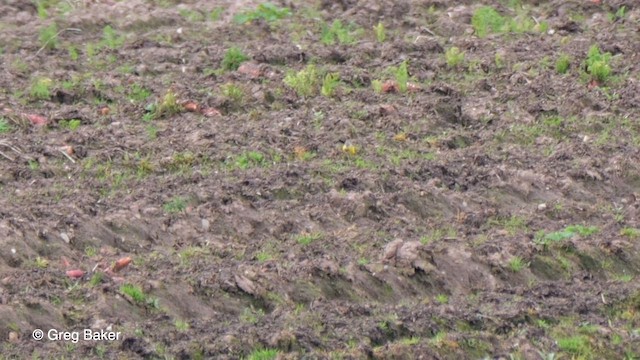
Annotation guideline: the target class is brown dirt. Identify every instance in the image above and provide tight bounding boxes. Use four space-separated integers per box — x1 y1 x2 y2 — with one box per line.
1 0 640 358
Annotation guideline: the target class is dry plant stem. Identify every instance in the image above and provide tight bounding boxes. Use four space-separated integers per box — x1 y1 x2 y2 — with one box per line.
35 28 82 56
0 140 23 161
59 148 76 163
0 150 14 161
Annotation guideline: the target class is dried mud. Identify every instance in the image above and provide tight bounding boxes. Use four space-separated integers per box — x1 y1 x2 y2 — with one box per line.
1 0 640 359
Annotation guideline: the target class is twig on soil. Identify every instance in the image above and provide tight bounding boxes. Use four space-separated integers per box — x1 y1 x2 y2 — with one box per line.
0 140 24 161
0 150 14 161
35 28 82 56
601 293 607 304
419 26 437 37
59 148 76 163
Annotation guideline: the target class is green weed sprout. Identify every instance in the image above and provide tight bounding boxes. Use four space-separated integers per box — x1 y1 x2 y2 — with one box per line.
321 20 355 45
394 61 409 92
102 25 125 49
0 118 12 133
445 47 465 68
373 22 386 43
120 283 146 304
163 197 187 213
472 6 506 38
472 6 542 37
284 64 319 97
585 45 612 83
30 78 53 100
222 47 249 71
321 73 340 97
39 23 59 50
508 256 526 272
59 119 81 131
555 54 571 74
235 151 265 169
221 83 245 110
234 3 291 24
371 79 383 93
154 88 182 118
246 348 279 360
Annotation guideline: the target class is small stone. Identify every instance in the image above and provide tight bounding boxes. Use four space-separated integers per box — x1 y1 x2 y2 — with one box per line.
201 219 210 232
8 331 19 343
60 232 70 243
237 62 262 79
382 239 403 263
382 80 399 93
379 104 397 116
537 203 547 211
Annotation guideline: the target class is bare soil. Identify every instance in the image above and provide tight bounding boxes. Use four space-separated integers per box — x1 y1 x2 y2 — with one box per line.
1 0 640 358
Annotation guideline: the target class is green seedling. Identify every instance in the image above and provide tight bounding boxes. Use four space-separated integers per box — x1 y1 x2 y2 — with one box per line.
246 348 279 360
167 151 196 172
232 151 265 169
435 294 449 304
234 3 291 24
36 1 48 19
68 45 79 61
154 88 182 119
320 72 340 97
59 119 81 131
174 319 189 332
555 54 571 74
472 6 541 37
221 83 244 106
370 80 382 94
39 23 58 50
321 20 356 45
445 47 465 68
472 6 506 37
534 225 598 248
30 78 53 100
101 25 125 49
620 227 640 238
179 9 205 22
89 272 103 287
373 22 386 42
400 337 421 346
585 45 612 83
0 117 11 133
609 6 627 22
163 197 187 213
494 52 505 69
120 283 146 304
556 335 590 355
128 84 151 103
240 306 265 324
86 42 97 58
296 232 322 246
209 7 224 21
221 47 249 71
284 64 319 97
508 256 526 272
394 61 409 92
34 256 49 269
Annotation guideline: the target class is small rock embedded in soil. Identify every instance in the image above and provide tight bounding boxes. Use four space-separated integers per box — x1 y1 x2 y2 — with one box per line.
60 232 70 243
201 218 210 232
8 331 19 343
